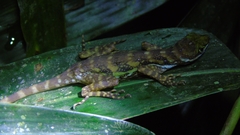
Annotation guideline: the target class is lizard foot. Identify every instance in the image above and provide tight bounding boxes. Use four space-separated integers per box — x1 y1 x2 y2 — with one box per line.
161 74 186 86
71 96 90 110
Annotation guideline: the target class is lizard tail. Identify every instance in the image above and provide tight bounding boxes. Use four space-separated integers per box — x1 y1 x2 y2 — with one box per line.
0 71 76 103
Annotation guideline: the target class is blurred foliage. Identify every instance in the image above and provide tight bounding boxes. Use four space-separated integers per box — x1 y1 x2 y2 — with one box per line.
17 0 66 57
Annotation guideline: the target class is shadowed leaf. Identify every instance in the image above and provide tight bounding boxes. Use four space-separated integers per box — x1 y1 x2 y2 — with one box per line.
0 104 154 134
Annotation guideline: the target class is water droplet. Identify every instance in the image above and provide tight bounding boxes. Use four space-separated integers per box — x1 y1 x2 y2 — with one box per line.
22 64 27 68
214 81 219 85
218 88 223 91
105 129 109 133
21 115 26 120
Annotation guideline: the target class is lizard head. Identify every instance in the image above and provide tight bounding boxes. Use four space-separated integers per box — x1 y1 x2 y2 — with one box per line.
175 32 210 62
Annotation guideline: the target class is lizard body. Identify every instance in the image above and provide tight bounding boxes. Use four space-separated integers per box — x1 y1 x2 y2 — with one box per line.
0 33 209 109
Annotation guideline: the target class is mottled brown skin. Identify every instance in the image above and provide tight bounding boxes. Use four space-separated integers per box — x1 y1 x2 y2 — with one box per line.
0 33 209 109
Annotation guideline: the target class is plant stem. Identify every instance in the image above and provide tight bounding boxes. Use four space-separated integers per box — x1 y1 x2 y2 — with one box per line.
220 93 240 135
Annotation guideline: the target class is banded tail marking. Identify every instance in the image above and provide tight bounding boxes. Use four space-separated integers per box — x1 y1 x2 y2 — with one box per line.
0 71 76 103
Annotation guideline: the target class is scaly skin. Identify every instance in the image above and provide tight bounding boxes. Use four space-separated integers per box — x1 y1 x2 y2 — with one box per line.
0 33 209 109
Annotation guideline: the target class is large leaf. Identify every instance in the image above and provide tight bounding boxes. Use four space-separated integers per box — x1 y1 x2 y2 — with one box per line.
0 104 153 134
0 28 240 120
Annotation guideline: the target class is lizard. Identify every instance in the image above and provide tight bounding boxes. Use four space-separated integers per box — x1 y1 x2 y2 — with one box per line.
0 33 209 109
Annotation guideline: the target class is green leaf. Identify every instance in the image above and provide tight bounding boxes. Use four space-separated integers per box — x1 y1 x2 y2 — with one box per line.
65 0 168 44
0 28 240 120
0 103 154 134
18 0 66 56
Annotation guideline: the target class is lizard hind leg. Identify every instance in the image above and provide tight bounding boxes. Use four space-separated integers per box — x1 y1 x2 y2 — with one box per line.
72 77 131 110
71 89 131 110
85 89 131 99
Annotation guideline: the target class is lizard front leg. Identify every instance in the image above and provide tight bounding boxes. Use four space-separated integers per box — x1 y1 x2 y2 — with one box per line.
138 65 185 86
141 41 162 51
79 39 126 58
